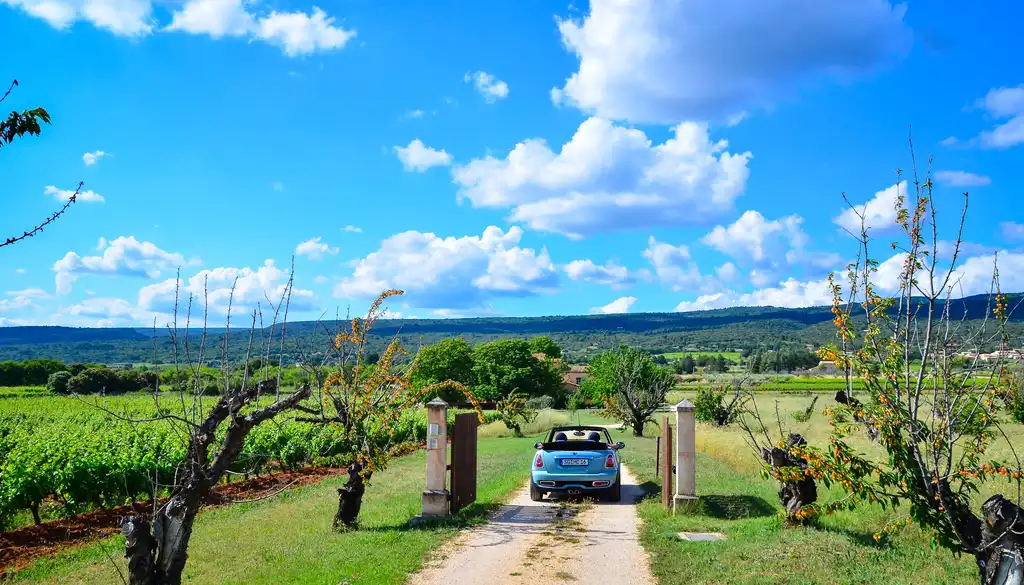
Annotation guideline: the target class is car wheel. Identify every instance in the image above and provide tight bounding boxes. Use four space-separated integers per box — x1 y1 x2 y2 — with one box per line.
606 474 621 502
530 481 545 502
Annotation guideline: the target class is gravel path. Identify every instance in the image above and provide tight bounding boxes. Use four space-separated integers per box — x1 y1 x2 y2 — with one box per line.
406 466 656 585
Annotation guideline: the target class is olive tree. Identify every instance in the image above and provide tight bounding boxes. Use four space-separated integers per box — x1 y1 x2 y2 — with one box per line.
584 346 674 437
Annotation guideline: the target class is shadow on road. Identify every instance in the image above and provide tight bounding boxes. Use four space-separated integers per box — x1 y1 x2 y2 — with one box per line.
546 481 648 506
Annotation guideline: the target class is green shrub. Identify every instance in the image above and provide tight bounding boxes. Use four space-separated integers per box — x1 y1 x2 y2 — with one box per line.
791 395 819 423
567 391 591 411
526 395 555 410
1009 387 1024 424
65 367 160 394
0 359 68 387
46 371 72 395
694 386 742 426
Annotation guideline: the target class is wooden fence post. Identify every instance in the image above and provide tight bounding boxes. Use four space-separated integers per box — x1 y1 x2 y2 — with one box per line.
655 436 661 477
661 416 672 509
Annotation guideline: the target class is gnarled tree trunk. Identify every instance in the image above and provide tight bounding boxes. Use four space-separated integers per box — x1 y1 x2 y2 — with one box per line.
123 493 202 585
834 390 880 442
977 494 1024 585
334 462 370 530
122 381 310 585
761 433 817 519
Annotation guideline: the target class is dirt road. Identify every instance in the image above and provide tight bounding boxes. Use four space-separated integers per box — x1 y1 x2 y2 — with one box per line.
406 466 656 585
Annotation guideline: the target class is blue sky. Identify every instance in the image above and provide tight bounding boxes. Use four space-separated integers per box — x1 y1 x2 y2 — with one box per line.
1 0 1023 327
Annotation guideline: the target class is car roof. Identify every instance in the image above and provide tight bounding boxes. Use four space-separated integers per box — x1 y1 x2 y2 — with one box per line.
550 425 611 433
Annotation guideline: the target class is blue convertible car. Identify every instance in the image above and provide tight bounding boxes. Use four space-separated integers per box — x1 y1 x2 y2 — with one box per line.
530 425 624 502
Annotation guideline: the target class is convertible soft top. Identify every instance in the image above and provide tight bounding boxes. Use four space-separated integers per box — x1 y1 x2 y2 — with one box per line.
543 426 614 448
550 425 611 432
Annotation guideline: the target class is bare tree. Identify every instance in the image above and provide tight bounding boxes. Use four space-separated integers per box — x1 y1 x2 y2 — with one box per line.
1 79 80 249
117 266 311 585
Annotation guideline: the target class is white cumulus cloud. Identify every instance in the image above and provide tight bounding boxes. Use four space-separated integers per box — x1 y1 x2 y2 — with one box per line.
934 170 991 187
702 210 839 284
342 225 362 233
165 0 354 56
591 296 637 314
464 71 509 103
703 211 807 265
975 85 1024 149
82 150 108 166
2 0 153 35
563 259 636 288
257 7 355 56
642 236 717 293
295 237 339 260
166 0 253 37
453 118 751 238
675 277 834 312
44 185 105 203
394 139 453 172
715 262 738 282
1001 222 1024 242
833 181 906 235
0 289 47 313
333 226 558 311
553 0 911 124
52 236 200 295
139 259 315 316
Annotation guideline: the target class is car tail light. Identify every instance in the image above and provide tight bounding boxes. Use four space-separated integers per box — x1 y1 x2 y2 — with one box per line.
535 453 545 468
605 454 615 468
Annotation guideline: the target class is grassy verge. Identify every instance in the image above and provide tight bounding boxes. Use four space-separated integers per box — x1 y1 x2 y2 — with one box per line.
6 435 537 585
614 417 986 584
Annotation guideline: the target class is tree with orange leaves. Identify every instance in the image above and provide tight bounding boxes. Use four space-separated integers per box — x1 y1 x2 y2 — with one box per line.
294 289 481 529
768 143 1023 584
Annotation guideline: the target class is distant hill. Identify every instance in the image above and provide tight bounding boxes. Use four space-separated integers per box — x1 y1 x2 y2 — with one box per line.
1 293 1022 364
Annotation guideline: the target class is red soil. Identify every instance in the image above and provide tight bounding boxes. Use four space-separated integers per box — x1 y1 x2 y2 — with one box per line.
0 465 347 576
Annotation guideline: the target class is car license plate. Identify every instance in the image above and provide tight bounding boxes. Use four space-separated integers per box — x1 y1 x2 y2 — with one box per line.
560 458 588 466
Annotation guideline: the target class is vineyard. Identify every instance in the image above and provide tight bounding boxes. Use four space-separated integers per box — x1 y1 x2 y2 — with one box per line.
0 393 499 532
674 374 867 393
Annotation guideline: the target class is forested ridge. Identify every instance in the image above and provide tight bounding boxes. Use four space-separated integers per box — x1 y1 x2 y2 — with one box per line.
1 293 1022 363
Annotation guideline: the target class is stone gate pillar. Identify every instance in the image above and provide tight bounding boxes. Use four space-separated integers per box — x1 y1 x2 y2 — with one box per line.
674 399 697 513
421 397 449 518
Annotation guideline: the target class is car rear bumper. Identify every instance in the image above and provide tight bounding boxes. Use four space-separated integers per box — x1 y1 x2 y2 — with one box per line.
531 469 618 490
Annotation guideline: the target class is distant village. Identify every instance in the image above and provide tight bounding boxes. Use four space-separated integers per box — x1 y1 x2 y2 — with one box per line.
959 349 1024 362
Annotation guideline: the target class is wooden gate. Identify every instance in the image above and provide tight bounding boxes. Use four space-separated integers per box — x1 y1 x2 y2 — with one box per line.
449 412 479 513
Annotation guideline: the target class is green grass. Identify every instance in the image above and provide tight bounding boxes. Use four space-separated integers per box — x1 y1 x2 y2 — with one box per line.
5 435 538 585
614 395 1022 585
660 351 742 361
479 408 573 438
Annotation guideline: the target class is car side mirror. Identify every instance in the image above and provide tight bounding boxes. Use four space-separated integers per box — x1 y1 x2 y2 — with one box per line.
615 442 626 450
534 442 544 450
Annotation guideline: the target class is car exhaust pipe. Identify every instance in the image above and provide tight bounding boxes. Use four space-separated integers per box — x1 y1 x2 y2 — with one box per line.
566 488 583 497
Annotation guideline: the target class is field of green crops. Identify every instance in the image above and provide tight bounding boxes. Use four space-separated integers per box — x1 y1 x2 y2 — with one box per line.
660 351 742 361
0 391 499 532
672 374 866 395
